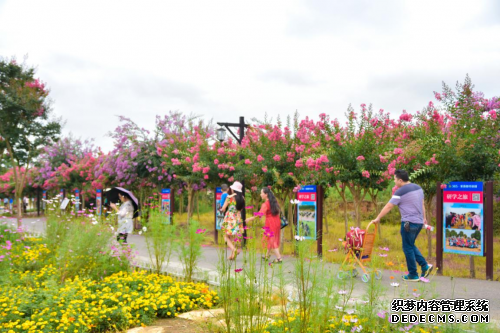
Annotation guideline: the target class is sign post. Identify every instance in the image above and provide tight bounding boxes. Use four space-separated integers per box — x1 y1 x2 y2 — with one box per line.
485 181 494 280
437 181 493 279
161 189 173 224
443 182 484 257
75 189 80 213
214 187 225 244
436 183 443 275
296 185 324 257
96 190 103 216
42 190 47 211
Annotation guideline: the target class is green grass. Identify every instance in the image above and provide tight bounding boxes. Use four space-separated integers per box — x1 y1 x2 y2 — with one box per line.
184 210 500 281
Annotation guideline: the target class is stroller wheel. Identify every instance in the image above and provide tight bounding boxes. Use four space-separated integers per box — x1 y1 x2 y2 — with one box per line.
361 273 370 283
374 270 382 280
350 269 358 277
337 271 347 280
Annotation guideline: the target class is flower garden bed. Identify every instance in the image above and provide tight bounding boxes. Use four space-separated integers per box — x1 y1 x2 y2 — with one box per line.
0 219 218 333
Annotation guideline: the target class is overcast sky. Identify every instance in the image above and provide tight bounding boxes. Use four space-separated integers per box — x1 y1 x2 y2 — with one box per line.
1 0 499 152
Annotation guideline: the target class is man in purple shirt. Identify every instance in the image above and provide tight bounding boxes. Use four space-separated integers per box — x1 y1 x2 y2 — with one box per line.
371 169 433 281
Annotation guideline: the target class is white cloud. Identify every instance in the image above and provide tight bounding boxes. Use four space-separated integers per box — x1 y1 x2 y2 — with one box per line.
0 0 498 152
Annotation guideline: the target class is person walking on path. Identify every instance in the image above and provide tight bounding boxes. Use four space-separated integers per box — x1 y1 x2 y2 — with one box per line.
221 181 245 260
110 193 134 244
371 169 433 281
23 196 29 214
245 187 283 263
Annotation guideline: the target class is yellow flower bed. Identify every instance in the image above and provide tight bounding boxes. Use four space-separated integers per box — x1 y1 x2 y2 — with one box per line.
1 266 217 332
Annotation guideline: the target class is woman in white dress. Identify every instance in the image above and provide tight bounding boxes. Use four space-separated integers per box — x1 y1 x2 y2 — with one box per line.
110 193 134 244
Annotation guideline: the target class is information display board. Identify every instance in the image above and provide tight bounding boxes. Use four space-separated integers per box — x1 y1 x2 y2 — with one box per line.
60 189 65 201
161 189 172 224
96 189 103 216
42 191 46 210
215 187 224 230
296 185 318 240
75 189 80 212
443 182 484 256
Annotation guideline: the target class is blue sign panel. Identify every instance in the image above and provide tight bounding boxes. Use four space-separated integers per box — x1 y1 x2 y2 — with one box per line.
443 182 484 256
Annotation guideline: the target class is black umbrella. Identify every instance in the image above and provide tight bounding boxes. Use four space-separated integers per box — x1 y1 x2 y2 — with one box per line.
105 187 140 218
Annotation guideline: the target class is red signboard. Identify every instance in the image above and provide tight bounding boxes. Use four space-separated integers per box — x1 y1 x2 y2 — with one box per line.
297 192 316 202
443 191 483 204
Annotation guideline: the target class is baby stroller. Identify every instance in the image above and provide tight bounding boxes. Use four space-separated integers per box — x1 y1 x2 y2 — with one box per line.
337 221 382 283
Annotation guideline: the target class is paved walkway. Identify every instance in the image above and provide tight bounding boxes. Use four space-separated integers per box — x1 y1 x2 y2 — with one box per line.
10 216 500 324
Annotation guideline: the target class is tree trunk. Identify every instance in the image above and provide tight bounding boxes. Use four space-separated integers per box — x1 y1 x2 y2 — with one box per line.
323 199 329 235
279 190 291 255
179 191 184 215
469 256 475 278
368 190 382 240
334 185 349 236
196 191 200 221
186 188 195 223
425 198 434 260
14 168 29 227
347 185 367 228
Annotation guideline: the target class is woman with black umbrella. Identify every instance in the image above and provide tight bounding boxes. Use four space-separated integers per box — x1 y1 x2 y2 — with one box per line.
109 190 136 244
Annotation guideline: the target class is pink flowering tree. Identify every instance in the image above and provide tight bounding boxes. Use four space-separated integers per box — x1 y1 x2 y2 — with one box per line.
435 76 500 182
155 112 214 222
0 58 62 225
0 167 17 198
33 136 97 201
96 115 181 213
322 104 396 228
243 114 321 228
203 136 240 188
392 77 499 258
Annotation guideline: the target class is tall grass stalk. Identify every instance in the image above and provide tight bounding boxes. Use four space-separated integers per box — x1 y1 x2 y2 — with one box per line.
177 220 204 282
144 209 176 274
218 224 275 333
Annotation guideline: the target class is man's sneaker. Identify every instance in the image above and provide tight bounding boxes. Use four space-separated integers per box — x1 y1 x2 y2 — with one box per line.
402 274 420 282
421 264 434 278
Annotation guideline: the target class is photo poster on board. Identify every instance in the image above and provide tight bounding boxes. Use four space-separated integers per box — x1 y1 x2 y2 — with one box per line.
443 182 484 256
75 189 80 212
296 185 318 240
215 187 224 230
42 191 46 210
161 189 172 224
96 190 102 216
